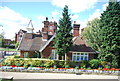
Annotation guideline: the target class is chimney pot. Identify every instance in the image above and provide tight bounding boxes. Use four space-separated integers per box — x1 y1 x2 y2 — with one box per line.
46 17 48 21
74 21 76 24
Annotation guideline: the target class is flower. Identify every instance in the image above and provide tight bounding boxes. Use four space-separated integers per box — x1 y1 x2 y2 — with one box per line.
10 65 16 67
110 68 116 71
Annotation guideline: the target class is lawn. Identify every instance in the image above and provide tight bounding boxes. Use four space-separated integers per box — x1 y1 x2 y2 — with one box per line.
0 48 18 51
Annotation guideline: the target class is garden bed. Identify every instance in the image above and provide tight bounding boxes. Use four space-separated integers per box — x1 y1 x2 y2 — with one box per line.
0 66 120 76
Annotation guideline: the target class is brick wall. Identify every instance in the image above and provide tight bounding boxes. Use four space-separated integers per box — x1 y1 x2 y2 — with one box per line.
20 50 34 58
89 53 95 60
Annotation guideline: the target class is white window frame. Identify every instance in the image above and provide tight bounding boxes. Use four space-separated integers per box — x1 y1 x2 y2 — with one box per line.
51 49 58 60
72 52 88 62
24 52 28 58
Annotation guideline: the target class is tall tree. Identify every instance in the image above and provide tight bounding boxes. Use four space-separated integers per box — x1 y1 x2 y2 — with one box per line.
54 5 73 61
82 0 120 68
82 18 100 52
98 0 120 68
0 25 4 47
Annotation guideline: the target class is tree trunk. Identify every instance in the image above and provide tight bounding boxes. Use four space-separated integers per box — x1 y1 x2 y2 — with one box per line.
65 53 67 65
65 53 67 61
57 54 59 60
62 56 64 60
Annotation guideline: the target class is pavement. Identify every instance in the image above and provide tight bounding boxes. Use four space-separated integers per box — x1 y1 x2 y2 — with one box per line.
0 72 119 79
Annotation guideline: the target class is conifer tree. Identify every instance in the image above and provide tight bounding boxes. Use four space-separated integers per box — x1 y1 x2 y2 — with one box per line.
54 5 73 61
98 0 120 68
82 0 120 68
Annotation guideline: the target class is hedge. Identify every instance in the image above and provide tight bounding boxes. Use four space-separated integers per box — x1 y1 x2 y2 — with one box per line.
1 56 110 69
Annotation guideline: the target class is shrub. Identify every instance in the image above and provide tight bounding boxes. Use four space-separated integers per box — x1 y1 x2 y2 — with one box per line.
24 64 29 68
44 60 54 67
89 59 99 69
54 65 57 69
2 62 6 66
53 60 65 68
87 67 91 70
14 55 20 58
65 65 69 68
69 61 78 68
75 66 79 69
15 63 20 67
99 60 109 68
15 42 19 48
81 65 86 69
80 60 89 68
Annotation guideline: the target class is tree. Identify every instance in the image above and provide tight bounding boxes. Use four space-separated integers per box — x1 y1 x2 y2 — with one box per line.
82 0 120 68
0 34 4 47
82 18 101 52
54 5 73 62
0 25 5 47
98 0 120 68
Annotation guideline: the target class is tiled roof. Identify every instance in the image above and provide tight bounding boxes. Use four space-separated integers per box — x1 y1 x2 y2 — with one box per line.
18 33 46 51
71 36 96 53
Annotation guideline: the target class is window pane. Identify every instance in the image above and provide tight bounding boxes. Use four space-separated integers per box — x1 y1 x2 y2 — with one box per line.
84 56 88 60
81 53 83 55
73 56 76 61
81 56 84 60
24 52 28 58
77 53 80 55
77 56 80 61
73 53 76 55
51 50 55 59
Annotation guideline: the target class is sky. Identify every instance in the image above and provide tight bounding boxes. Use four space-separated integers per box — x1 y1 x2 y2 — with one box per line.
0 0 113 39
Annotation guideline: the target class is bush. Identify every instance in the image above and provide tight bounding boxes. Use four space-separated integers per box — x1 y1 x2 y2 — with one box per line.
14 55 20 58
89 59 99 69
53 60 65 68
69 61 78 68
15 42 19 48
75 66 79 69
65 65 69 68
99 60 109 68
2 62 6 66
24 64 29 68
80 60 89 68
15 63 20 67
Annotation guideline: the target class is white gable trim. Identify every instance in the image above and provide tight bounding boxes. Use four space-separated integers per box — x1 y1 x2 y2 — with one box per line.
16 33 24 50
39 33 56 52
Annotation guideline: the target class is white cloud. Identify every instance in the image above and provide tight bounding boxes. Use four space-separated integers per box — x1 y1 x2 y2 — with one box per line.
0 7 30 39
71 14 79 20
38 15 46 20
52 0 98 13
102 3 108 11
88 9 101 21
52 10 59 18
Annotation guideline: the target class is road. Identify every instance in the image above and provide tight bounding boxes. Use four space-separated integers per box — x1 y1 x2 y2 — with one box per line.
0 72 119 79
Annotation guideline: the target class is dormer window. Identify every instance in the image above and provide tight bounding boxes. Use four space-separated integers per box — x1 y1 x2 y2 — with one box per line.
49 26 52 30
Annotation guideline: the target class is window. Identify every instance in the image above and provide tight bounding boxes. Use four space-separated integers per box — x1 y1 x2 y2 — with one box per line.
51 50 58 60
24 52 28 58
72 53 88 62
49 26 52 30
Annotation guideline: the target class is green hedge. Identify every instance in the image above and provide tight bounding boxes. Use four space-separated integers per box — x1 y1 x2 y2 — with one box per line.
2 58 65 68
2 57 110 68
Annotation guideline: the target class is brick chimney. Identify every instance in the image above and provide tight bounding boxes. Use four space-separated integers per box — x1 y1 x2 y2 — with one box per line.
42 17 49 41
73 21 80 37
